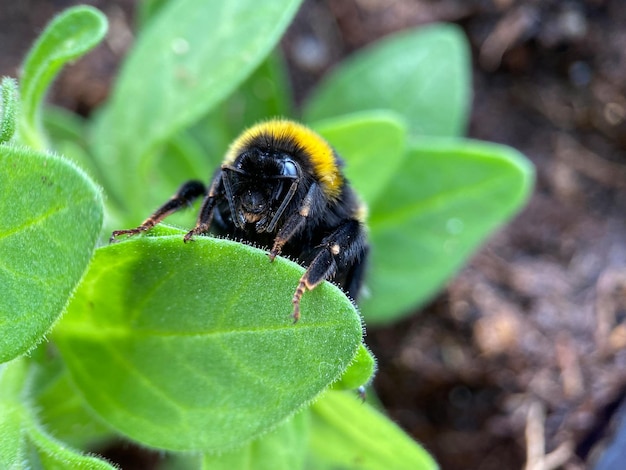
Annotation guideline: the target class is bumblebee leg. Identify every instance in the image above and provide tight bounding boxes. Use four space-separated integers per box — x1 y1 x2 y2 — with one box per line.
269 183 323 261
183 173 224 242
292 219 367 322
110 180 206 242
340 245 369 301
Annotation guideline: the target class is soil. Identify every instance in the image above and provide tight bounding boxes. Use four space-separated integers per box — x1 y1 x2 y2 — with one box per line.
2 1 626 469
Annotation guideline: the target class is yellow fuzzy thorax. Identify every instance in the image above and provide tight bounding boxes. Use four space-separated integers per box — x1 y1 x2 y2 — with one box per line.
224 119 343 199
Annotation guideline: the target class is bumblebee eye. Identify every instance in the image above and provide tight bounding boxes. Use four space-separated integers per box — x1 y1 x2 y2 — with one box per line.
282 159 298 178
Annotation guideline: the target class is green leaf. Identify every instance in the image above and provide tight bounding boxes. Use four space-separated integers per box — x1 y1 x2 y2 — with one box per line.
307 391 438 470
53 234 363 452
43 107 105 184
313 111 407 206
24 419 116 470
362 138 534 323
0 146 103 363
31 354 112 449
304 25 471 138
43 106 85 143
18 6 108 150
331 343 376 392
1 77 18 144
203 52 294 139
137 0 171 28
187 52 294 165
0 361 24 467
201 411 309 469
90 0 303 212
0 359 115 470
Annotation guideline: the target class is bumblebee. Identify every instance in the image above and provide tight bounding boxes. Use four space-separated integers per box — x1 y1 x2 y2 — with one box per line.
111 119 369 322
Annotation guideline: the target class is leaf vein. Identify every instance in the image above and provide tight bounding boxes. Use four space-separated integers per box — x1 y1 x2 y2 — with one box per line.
0 205 68 240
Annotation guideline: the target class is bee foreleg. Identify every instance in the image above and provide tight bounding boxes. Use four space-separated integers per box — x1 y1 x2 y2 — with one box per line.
110 180 206 242
183 173 225 242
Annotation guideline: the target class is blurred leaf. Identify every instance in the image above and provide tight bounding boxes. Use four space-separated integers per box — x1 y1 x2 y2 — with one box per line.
0 362 23 467
307 391 438 470
90 0 302 214
189 52 294 161
362 138 534 323
304 25 471 138
137 0 171 28
24 419 116 470
31 354 112 449
0 359 115 470
18 6 107 150
43 107 104 183
313 111 407 205
201 412 309 469
43 106 85 143
0 146 103 363
54 234 363 452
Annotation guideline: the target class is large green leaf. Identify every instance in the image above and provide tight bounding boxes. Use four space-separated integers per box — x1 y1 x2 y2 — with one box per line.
362 138 534 323
0 146 103 363
304 25 471 138
53 233 364 452
90 0 303 212
18 6 107 150
307 391 438 469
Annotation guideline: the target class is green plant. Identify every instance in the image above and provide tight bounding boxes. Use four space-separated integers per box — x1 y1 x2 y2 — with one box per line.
0 1 533 469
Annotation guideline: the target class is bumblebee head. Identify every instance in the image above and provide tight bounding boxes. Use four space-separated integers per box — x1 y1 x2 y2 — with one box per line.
222 147 301 232
220 119 344 233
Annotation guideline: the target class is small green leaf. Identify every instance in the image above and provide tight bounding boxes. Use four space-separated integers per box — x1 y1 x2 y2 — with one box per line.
54 234 363 452
304 25 471 138
0 146 103 363
25 419 116 470
1 77 18 144
18 6 107 150
31 354 112 449
362 138 534 323
201 411 309 469
332 343 376 391
43 107 105 183
313 111 407 206
90 0 303 212
0 361 25 467
0 359 115 470
307 391 438 470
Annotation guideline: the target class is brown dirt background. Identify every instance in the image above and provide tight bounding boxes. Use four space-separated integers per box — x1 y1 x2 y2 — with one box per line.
2 1 626 469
